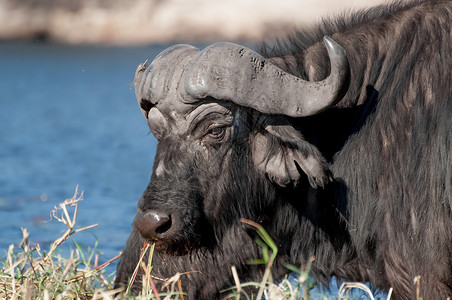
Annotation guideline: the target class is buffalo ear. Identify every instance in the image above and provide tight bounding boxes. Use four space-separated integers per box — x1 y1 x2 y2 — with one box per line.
251 118 332 188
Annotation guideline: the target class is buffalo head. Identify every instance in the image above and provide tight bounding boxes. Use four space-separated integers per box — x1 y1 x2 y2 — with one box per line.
132 36 349 255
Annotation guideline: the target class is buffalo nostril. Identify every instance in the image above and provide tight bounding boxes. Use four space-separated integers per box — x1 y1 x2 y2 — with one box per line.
140 98 153 113
154 214 172 234
134 211 172 240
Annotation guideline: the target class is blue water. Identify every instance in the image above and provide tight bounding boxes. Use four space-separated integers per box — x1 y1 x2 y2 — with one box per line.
0 42 167 267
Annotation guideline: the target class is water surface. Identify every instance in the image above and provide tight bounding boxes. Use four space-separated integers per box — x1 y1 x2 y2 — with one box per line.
0 42 166 266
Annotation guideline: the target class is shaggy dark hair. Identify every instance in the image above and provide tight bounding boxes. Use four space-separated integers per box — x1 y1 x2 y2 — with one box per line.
116 1 452 299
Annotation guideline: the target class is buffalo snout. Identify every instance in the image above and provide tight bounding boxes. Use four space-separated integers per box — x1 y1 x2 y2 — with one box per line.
134 210 173 241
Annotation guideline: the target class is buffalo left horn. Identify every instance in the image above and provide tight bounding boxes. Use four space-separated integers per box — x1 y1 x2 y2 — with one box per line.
184 36 350 117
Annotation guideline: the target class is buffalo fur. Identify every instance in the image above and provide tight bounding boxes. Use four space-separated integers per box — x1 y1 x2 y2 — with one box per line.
115 0 452 299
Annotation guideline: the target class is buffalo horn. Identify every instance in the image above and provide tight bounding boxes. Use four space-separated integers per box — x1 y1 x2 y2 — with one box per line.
134 44 201 117
184 36 349 117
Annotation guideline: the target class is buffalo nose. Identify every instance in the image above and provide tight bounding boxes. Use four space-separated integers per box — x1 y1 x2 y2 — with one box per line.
134 211 172 240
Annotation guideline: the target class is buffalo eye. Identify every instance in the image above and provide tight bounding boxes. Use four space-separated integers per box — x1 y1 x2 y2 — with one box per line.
205 125 226 140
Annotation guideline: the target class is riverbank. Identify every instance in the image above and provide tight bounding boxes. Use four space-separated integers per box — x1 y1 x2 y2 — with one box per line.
1 0 385 45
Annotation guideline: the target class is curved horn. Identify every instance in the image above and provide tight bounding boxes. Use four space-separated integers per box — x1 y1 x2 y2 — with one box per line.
134 44 200 117
184 36 350 117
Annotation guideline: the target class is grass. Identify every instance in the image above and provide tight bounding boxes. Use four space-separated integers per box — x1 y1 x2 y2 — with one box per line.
0 187 120 299
0 188 391 300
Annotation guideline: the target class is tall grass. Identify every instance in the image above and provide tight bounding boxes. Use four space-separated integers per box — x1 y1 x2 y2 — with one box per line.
0 188 390 299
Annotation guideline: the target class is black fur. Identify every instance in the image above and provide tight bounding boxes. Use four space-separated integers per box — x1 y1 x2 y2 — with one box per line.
116 0 452 299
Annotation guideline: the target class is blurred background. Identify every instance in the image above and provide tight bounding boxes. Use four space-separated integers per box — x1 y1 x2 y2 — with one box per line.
2 0 386 45
1 0 386 279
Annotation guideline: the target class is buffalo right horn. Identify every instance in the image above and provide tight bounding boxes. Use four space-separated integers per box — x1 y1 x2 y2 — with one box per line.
184 36 350 117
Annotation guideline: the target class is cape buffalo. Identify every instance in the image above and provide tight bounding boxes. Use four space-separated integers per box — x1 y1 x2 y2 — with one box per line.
115 0 452 299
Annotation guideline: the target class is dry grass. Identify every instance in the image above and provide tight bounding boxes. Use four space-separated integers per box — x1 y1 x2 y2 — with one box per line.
0 187 121 300
0 188 391 299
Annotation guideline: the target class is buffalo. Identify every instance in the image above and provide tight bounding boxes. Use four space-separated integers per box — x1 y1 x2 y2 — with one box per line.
115 0 452 299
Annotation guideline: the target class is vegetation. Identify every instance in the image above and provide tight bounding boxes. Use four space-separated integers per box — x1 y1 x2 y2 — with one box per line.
0 188 389 299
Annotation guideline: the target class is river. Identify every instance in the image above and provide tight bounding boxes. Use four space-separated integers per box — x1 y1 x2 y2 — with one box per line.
0 41 164 266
